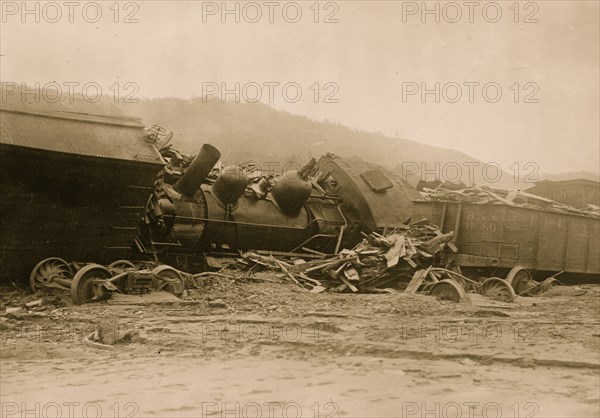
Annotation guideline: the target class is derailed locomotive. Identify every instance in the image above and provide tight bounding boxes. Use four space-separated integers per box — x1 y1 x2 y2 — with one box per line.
23 128 420 303
137 142 419 273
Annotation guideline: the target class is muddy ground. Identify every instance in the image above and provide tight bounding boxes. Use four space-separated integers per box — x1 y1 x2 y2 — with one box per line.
1 273 599 418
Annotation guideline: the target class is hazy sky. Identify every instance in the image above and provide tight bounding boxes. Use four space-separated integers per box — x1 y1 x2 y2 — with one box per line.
1 0 598 174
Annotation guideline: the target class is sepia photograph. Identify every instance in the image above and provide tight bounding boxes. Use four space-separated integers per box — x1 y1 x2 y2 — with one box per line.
0 1 599 417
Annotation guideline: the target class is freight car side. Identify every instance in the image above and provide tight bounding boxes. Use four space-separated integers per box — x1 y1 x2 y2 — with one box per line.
0 105 165 284
413 200 600 279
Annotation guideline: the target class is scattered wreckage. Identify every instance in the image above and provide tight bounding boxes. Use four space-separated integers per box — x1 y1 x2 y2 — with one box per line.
26 149 572 305
1 94 596 305
237 221 564 303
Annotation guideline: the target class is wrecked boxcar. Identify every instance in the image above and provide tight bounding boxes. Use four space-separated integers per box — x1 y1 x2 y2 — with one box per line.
413 188 600 283
0 93 165 284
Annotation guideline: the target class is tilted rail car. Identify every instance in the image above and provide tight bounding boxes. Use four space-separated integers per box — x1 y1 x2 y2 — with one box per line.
412 200 600 285
0 95 165 284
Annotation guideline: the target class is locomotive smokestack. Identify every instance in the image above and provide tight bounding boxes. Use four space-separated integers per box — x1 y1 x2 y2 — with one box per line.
174 144 221 196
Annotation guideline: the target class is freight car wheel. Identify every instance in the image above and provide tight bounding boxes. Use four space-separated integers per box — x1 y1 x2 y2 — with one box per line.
506 266 535 295
108 260 136 272
71 264 112 305
429 279 468 302
29 257 73 292
151 265 185 297
479 277 517 303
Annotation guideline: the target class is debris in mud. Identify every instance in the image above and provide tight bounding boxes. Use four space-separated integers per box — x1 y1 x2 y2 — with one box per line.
208 299 228 309
24 299 43 308
82 318 142 349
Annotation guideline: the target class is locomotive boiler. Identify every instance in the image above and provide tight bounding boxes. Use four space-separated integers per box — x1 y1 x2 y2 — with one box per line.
137 143 419 273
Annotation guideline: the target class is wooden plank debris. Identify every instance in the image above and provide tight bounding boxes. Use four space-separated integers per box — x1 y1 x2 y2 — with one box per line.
420 181 599 218
239 219 456 294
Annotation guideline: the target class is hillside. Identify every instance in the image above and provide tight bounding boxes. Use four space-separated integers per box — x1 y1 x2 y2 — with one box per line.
120 98 519 188
540 171 600 182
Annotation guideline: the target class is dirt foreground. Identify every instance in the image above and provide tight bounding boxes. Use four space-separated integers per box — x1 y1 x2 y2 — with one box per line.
1 276 599 418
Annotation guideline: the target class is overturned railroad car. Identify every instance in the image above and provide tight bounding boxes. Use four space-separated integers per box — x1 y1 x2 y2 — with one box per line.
0 88 165 283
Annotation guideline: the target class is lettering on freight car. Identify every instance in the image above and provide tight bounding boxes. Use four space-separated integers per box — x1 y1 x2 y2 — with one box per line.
463 221 498 232
462 210 500 233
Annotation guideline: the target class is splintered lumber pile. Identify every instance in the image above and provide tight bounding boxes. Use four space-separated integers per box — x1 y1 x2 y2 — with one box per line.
240 220 456 293
421 181 599 218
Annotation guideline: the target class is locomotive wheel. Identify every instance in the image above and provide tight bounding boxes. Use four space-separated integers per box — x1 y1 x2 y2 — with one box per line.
29 257 73 292
429 279 468 303
506 266 535 295
151 265 185 296
479 277 517 303
108 259 136 272
71 264 112 305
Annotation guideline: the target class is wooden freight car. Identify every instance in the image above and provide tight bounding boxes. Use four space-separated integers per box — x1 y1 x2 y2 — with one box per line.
413 201 600 281
0 89 165 283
